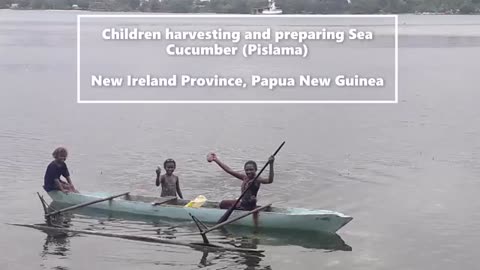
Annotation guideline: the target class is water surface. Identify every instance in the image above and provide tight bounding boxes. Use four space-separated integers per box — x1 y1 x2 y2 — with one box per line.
1 10 480 270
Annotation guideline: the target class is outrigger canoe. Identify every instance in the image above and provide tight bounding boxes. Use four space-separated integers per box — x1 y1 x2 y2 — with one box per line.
47 191 353 234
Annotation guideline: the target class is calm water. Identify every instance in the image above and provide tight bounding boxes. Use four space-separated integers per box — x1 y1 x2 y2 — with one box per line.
1 10 480 270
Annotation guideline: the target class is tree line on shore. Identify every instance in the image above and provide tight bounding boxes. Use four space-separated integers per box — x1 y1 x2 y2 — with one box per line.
1 0 480 14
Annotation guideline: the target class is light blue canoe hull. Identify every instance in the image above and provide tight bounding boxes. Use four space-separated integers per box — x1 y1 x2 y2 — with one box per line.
47 191 352 234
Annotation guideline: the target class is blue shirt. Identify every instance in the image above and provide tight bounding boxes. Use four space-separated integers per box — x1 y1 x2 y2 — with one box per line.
43 161 70 192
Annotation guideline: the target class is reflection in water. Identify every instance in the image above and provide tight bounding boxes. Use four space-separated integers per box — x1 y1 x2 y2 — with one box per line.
199 250 211 267
36 210 75 270
400 35 480 48
41 201 351 270
228 228 352 252
37 224 72 270
50 201 351 251
41 230 70 258
233 237 264 270
40 211 73 255
191 241 266 269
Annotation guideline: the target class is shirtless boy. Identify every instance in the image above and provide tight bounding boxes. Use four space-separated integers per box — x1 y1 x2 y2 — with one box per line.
155 159 183 199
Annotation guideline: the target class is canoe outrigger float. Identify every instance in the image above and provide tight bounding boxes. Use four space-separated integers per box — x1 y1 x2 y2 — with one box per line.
11 223 264 254
45 191 352 234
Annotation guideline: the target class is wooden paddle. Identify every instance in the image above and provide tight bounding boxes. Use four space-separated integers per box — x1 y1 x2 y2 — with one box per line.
216 141 285 224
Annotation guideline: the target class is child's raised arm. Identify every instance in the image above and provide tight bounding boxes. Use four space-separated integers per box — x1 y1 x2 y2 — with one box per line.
258 155 275 184
155 167 161 187
176 177 183 199
209 153 244 180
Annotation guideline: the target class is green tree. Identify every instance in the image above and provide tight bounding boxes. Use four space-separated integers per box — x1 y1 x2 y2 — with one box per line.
459 0 475 13
149 0 161 11
77 0 89 8
349 0 382 13
246 0 267 11
128 0 139 9
0 0 14 8
276 0 306 13
32 0 47 8
160 0 193 12
232 0 248 13
18 0 30 7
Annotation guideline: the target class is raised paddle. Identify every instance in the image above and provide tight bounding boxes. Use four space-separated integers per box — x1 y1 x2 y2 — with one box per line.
216 141 285 224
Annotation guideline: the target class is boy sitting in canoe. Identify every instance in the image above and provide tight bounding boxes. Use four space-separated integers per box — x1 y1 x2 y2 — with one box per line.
155 159 183 199
207 153 274 211
43 147 78 193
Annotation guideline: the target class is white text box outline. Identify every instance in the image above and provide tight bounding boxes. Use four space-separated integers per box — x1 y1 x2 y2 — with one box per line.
77 14 398 104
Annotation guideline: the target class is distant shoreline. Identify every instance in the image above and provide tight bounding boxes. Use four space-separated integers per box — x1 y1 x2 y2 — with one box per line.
2 0 480 15
2 8 480 15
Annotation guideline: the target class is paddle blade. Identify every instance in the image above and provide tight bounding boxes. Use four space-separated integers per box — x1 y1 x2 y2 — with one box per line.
217 207 234 224
184 195 207 208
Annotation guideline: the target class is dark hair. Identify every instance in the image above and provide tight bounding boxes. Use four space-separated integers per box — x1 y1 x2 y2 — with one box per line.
52 147 68 158
164 159 176 169
244 160 257 170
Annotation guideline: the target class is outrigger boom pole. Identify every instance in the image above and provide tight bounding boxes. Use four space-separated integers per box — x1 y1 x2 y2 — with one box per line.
45 192 129 217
